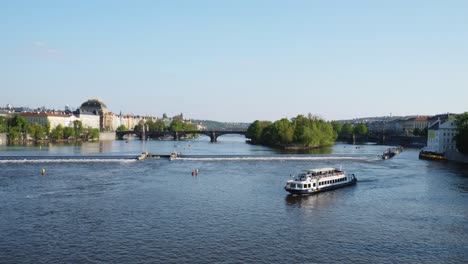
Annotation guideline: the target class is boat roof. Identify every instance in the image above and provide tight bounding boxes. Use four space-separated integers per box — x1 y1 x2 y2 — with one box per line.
306 168 337 173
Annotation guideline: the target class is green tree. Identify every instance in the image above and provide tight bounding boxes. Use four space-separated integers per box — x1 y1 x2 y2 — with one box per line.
246 120 271 144
413 128 421 136
10 115 29 133
117 124 127 131
273 118 295 145
421 127 428 137
260 124 279 146
455 112 468 154
50 124 64 140
73 120 83 138
331 121 343 137
317 120 336 145
134 121 144 133
353 123 368 136
8 127 21 141
0 116 8 133
63 127 75 139
153 119 167 132
248 115 336 148
28 122 45 141
297 125 316 147
88 128 100 140
292 115 311 143
341 123 354 137
169 119 185 132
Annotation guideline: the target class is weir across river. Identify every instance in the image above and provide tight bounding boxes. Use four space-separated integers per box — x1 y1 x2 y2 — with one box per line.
116 130 247 142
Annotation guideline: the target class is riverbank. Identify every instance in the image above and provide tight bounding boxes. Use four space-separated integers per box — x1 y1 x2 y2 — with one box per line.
419 149 468 164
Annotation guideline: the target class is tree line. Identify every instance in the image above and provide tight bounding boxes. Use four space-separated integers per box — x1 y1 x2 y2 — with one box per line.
455 112 468 154
0 115 99 142
116 118 198 133
247 114 369 148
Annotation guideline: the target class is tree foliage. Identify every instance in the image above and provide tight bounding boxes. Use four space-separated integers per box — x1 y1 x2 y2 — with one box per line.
353 123 368 136
8 127 21 141
87 128 100 140
455 112 468 154
7 115 29 141
73 120 83 138
331 121 343 136
133 121 145 133
63 127 75 139
341 123 354 137
246 115 336 148
169 119 197 132
117 124 127 131
147 119 166 132
0 116 8 133
50 124 64 140
246 120 272 144
28 122 45 140
10 115 29 132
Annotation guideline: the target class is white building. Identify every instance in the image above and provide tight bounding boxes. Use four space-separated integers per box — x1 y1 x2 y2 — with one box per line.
74 111 100 129
19 112 70 130
425 118 457 154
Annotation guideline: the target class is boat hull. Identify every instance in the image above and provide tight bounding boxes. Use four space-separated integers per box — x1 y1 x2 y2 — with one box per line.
285 178 357 195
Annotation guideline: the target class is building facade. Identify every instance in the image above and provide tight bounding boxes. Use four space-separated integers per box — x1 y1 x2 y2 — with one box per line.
402 117 428 135
80 99 109 131
19 112 70 130
74 110 100 129
425 118 457 154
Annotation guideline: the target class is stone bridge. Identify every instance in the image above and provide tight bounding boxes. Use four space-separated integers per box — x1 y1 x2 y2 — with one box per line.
116 130 247 142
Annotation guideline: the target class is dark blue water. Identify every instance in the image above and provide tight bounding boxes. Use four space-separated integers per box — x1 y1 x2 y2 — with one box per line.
1 136 467 263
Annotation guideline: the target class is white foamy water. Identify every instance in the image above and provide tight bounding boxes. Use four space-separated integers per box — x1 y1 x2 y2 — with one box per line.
176 156 381 162
0 159 136 163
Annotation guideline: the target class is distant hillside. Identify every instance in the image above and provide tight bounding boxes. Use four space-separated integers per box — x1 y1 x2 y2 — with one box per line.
192 120 250 130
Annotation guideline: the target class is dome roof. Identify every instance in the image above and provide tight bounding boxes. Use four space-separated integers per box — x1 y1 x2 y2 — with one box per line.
80 99 108 112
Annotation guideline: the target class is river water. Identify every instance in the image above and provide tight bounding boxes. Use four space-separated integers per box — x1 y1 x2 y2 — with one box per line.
0 135 467 263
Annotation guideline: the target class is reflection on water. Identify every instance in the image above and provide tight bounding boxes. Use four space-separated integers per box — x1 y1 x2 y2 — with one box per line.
278 146 333 155
285 185 357 209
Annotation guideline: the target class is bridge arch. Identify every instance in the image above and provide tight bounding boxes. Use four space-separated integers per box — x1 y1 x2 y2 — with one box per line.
117 130 246 142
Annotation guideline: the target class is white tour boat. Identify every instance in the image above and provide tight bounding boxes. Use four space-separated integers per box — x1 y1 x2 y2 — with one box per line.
285 167 357 195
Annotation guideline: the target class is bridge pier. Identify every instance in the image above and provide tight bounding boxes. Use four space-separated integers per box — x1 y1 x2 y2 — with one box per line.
174 131 181 141
210 131 217 143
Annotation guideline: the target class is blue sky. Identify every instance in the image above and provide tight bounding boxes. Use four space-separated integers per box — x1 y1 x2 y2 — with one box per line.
1 1 467 122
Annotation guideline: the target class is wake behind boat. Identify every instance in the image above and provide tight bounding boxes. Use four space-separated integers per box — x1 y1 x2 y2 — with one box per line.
285 167 357 195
